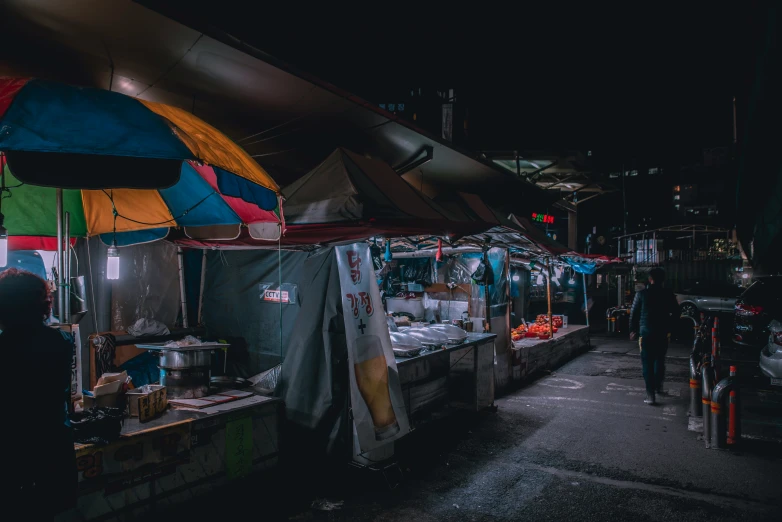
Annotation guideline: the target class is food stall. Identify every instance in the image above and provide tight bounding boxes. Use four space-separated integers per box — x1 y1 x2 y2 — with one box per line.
0 78 287 521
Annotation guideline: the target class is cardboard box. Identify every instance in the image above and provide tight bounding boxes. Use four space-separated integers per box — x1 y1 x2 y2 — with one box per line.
127 385 168 422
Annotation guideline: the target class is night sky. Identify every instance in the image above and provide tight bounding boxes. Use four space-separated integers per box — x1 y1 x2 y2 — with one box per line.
141 2 747 157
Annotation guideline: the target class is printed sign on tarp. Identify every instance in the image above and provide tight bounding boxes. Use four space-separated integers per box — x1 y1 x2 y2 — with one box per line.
335 244 409 453
259 282 298 304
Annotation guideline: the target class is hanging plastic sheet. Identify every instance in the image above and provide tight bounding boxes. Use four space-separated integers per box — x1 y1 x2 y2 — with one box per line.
110 242 179 331
562 256 598 275
201 249 308 377
277 247 352 457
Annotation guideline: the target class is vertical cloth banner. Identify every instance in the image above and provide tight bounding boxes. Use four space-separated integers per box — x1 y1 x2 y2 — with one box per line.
335 244 410 453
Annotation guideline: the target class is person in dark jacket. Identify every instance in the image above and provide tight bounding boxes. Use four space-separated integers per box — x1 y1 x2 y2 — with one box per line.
0 268 76 518
629 267 680 405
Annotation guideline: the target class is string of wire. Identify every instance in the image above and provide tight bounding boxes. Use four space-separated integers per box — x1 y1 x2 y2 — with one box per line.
102 189 217 227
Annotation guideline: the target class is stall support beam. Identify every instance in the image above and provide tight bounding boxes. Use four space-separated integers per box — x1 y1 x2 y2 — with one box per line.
177 247 189 328
546 257 553 339
64 211 71 322
582 272 589 327
483 249 491 333
568 208 578 251
56 188 64 323
197 249 207 326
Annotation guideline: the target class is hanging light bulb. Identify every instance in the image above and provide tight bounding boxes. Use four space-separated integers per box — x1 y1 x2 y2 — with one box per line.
568 273 576 285
106 242 120 280
435 238 443 262
106 191 120 279
554 266 562 279
536 273 544 285
512 274 520 282
0 212 7 268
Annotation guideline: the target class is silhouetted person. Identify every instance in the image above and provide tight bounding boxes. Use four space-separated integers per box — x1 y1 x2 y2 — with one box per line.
629 267 680 405
0 268 76 518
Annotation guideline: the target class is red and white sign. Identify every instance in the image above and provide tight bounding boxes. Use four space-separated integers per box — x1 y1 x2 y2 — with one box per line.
263 289 289 303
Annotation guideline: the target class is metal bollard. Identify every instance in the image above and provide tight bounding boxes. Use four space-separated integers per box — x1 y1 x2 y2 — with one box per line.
689 353 702 417
728 391 738 445
606 308 616 333
710 367 736 450
701 361 714 448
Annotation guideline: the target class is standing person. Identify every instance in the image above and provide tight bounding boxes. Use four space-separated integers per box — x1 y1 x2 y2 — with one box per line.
0 268 76 518
629 267 680 405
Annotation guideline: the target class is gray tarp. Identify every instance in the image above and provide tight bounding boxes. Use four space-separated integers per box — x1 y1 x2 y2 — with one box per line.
277 247 351 456
201 249 308 377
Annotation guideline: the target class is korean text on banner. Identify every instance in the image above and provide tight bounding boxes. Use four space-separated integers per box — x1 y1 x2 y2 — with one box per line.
335 244 409 453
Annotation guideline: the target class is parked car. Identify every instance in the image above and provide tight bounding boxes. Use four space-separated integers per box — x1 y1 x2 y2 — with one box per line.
675 282 743 317
760 320 782 386
733 276 782 347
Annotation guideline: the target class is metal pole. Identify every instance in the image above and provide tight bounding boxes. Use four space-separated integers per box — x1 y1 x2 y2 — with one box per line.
621 163 627 236
64 211 71 322
582 272 589 327
702 362 714 448
546 257 553 338
56 188 64 323
197 249 207 326
176 247 189 328
482 249 491 333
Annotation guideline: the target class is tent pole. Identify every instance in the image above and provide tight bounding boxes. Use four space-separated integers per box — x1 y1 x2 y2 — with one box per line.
546 257 553 339
56 188 64 323
483 249 491 333
64 211 71 322
197 249 207 326
583 272 589 327
177 247 189 328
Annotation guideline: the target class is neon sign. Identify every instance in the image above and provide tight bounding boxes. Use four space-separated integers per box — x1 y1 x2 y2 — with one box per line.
532 212 555 224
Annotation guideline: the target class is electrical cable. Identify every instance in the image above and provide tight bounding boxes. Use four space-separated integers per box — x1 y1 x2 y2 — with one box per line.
135 34 204 98
102 189 216 227
237 85 317 142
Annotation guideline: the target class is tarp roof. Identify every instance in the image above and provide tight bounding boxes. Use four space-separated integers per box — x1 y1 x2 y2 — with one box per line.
173 149 494 248
283 149 457 225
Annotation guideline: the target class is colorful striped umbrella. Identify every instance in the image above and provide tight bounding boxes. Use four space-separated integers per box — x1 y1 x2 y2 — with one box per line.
0 78 283 248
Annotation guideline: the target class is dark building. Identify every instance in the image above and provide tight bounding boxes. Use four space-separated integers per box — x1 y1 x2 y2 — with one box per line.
376 87 470 147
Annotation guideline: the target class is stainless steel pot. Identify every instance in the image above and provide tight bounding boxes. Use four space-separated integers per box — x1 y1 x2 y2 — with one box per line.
156 349 213 369
160 368 210 398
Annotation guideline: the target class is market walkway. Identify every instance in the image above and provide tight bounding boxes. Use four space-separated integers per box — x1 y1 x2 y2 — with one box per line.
157 337 782 521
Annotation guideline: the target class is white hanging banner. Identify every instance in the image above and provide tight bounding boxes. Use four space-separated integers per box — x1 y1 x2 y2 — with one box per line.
335 244 409 453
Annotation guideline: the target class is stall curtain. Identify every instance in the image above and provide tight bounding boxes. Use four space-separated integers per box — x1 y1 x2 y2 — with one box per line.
201 249 308 377
277 247 352 457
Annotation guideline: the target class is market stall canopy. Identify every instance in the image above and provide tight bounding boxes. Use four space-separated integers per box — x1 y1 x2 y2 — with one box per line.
560 253 622 274
282 148 491 242
171 149 493 249
2 158 283 250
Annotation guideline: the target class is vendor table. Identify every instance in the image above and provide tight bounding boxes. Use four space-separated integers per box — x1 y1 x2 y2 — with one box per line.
395 332 496 425
65 392 281 521
511 325 590 381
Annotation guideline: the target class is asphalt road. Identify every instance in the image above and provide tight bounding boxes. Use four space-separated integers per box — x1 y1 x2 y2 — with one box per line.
156 337 782 521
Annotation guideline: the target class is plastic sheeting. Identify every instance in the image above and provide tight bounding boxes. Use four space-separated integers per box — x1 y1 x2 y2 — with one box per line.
277 247 351 457
201 249 308 377
110 242 180 331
